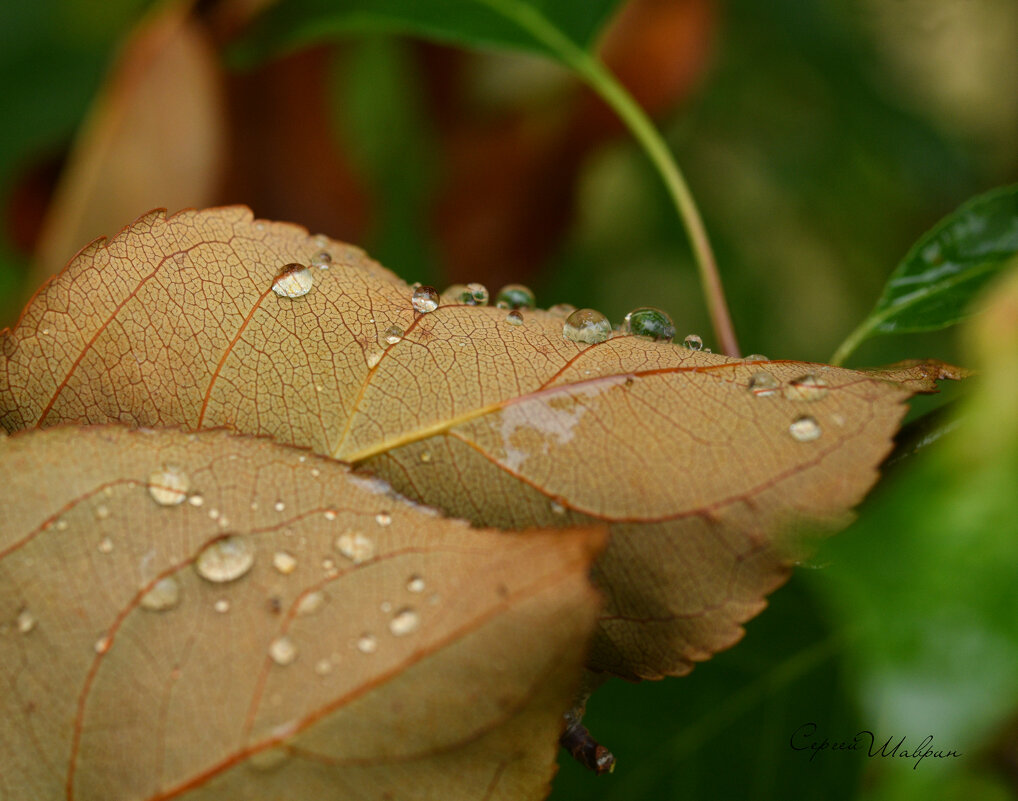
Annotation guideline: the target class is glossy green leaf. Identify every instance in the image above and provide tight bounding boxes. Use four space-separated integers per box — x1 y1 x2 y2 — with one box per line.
832 184 1018 364
234 0 623 66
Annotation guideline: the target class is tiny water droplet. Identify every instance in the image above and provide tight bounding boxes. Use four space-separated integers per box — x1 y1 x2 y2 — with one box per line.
148 466 190 506
310 467 321 477
97 537 113 554
382 325 403 345
208 508 220 520
94 635 111 654
375 512 392 527
321 557 337 574
784 374 830 402
406 575 425 593
380 601 392 613
550 500 566 516
311 251 332 269
458 282 489 305
269 636 297 666
336 531 375 563
274 500 285 512
314 658 332 675
622 307 675 342
682 334 703 351
272 551 297 575
272 264 313 298
188 493 204 507
748 371 780 397
411 285 440 313
505 310 524 326
563 309 611 344
95 504 111 521
214 598 231 613
194 536 255 583
356 633 378 654
789 416 822 442
296 590 326 616
55 518 69 531
548 303 576 317
389 607 420 636
17 609 36 634
324 509 337 521
744 353 768 362
419 451 433 463
495 283 536 310
140 577 181 612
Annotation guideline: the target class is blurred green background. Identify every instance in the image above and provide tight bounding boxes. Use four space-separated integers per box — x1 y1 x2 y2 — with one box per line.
2 0 1017 798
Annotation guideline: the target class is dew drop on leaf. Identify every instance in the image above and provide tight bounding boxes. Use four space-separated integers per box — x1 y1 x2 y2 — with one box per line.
16 609 36 634
97 537 113 554
748 371 780 397
784 374 830 402
194 536 255 583
296 591 326 616
272 551 297 575
314 658 332 675
382 325 403 345
682 334 703 351
214 598 230 613
548 302 576 317
335 531 375 563
495 283 536 310
140 577 181 612
147 466 189 506
375 512 392 527
271 264 314 298
94 635 111 654
95 504 111 521
789 416 822 442
744 353 769 362
310 251 332 269
356 633 378 654
406 574 425 593
389 607 420 636
505 310 524 326
563 309 611 344
622 307 676 342
459 282 489 305
411 285 440 313
268 636 297 666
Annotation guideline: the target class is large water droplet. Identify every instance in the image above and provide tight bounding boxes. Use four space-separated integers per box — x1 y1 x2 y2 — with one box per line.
296 590 326 616
148 466 190 506
406 575 425 593
272 551 297 575
682 334 703 351
789 416 822 442
495 284 536 310
784 374 830 402
195 536 255 583
563 309 611 344
389 607 420 636
140 577 181 612
622 307 675 342
269 636 297 666
505 310 524 326
310 251 332 269
458 282 489 305
272 264 314 298
748 371 780 397
356 633 378 654
16 609 36 634
336 531 375 563
411 285 440 313
382 325 403 345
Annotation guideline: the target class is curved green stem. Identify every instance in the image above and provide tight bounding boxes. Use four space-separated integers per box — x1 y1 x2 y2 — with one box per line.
476 0 741 357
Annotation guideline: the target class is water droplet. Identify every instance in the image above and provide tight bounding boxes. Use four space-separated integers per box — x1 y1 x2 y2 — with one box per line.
214 598 231 613
272 264 313 298
296 590 326 616
356 633 378 654
682 334 703 351
745 353 768 362
548 303 576 317
622 307 676 342
789 416 822 442
310 467 321 478
272 551 297 575
563 309 611 344
365 348 384 368
748 371 780 397
784 374 830 402
194 536 255 583
54 518 69 531
188 493 204 507
406 575 425 593
336 531 375 563
375 512 392 527
495 283 536 310
382 325 403 345
419 451 433 463
16 609 36 634
148 466 190 506
97 537 114 554
314 658 332 675
140 577 181 612
411 285 440 313
208 508 220 520
389 607 420 636
324 509 337 521
95 504 111 521
310 251 332 269
550 500 566 516
274 500 285 512
505 310 524 326
94 635 111 654
269 636 297 666
380 601 393 613
458 282 489 305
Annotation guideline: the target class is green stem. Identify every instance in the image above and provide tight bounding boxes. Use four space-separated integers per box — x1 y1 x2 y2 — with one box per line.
829 318 873 367
476 0 741 357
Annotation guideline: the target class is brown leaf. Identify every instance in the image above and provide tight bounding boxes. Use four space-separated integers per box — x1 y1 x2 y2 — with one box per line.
0 425 602 799
0 206 953 679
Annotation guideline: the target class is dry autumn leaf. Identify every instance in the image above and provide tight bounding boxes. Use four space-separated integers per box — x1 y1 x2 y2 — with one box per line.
0 206 956 680
0 425 602 800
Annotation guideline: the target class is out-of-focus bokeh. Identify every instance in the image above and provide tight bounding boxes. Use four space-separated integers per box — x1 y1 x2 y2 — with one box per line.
2 1 1016 798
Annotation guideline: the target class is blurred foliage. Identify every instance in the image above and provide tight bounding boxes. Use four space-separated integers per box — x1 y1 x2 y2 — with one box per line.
2 0 1017 798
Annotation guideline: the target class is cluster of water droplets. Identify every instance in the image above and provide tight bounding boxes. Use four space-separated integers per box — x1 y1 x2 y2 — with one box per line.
741 363 832 443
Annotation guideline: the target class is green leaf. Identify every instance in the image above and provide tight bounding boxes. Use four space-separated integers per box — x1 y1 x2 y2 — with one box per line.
233 0 623 66
831 184 1018 364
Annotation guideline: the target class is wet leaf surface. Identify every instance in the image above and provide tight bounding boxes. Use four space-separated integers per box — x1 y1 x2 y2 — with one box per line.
0 425 602 800
0 207 954 678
